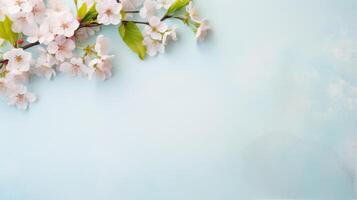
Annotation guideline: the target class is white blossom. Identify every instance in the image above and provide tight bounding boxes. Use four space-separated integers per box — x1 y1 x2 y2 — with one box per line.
186 1 201 23
10 12 37 36
7 85 36 110
83 35 114 80
27 21 56 44
89 56 114 80
52 11 80 37
196 20 209 42
47 36 76 62
95 35 110 56
143 36 164 56
6 0 33 14
139 0 157 19
163 26 177 45
156 0 174 10
144 16 168 40
5 73 30 85
32 47 57 80
143 24 176 56
96 0 123 25
37 47 58 66
59 57 91 78
4 49 32 75
30 0 46 23
47 0 71 13
75 26 100 41
33 63 56 80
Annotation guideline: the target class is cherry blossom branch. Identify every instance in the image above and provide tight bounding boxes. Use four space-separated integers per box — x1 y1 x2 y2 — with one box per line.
0 0 209 110
0 15 185 70
0 22 98 69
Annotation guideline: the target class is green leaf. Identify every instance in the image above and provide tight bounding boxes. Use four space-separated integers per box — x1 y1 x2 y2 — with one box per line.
119 22 146 60
0 23 8 41
81 3 98 23
166 0 190 15
0 16 18 46
77 3 88 19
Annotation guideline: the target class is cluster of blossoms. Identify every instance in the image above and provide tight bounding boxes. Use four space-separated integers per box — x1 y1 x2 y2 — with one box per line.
0 0 209 110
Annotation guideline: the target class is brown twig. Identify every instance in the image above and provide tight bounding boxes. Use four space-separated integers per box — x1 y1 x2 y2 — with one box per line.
122 20 149 25
125 11 140 14
22 41 40 50
161 15 185 21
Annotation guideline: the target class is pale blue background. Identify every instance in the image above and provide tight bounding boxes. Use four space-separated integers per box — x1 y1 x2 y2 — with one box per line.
1 0 357 199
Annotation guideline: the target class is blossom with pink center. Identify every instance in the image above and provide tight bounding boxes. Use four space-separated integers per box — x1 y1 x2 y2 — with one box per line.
47 36 76 62
59 57 92 78
4 48 32 75
52 11 79 37
96 0 122 25
7 85 36 110
144 16 168 40
89 55 114 80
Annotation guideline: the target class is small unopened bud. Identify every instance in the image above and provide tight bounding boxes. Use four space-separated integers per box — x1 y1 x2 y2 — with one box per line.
17 39 24 45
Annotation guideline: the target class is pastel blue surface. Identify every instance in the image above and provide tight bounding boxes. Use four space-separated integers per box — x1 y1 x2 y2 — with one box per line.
1 0 357 199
